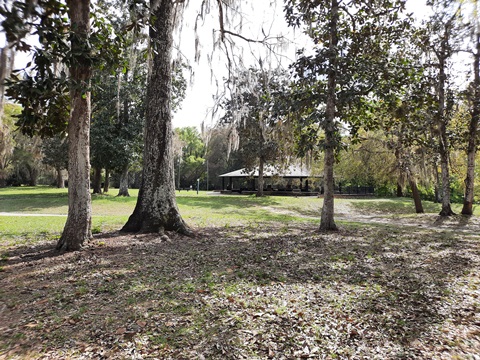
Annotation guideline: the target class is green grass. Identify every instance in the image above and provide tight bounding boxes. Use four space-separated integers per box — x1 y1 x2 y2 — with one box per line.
1 186 479 247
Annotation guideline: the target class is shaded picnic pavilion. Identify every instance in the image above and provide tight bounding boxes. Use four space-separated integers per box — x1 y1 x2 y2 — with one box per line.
219 165 322 196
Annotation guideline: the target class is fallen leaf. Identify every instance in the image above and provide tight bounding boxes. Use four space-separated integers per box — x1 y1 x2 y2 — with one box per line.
115 327 126 335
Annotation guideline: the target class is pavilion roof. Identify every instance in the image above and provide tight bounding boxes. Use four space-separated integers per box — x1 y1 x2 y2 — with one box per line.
219 165 321 178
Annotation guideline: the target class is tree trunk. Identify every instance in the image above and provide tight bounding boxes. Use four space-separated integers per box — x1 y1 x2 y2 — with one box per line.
408 176 424 214
57 0 92 251
28 166 38 186
0 44 14 120
436 31 455 217
0 44 14 181
56 167 65 188
103 168 110 193
433 160 441 203
320 0 338 231
462 30 479 215
121 0 190 235
256 157 265 197
92 166 102 194
117 164 130 197
396 183 403 197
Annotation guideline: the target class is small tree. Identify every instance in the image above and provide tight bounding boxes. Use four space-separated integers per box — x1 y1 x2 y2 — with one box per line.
419 0 463 216
284 0 411 230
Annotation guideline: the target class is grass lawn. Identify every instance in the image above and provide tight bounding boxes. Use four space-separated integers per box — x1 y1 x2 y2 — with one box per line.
0 186 479 359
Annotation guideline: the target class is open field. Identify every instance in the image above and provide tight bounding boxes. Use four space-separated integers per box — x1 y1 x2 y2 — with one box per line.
1 187 479 359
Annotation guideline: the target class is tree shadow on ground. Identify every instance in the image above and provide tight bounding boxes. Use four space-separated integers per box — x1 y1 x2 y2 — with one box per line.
177 195 281 210
0 194 68 213
350 197 441 215
0 222 478 359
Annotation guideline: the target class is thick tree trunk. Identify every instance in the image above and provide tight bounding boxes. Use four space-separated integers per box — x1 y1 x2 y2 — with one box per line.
256 157 265 197
56 167 65 188
462 32 479 215
117 164 130 197
122 0 190 235
57 0 92 251
103 168 110 193
92 166 102 194
320 0 338 231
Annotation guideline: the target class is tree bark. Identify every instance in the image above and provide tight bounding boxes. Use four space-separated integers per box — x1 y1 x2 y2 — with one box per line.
57 0 92 251
433 160 441 203
396 183 403 197
462 30 479 215
408 175 424 214
117 164 130 197
256 156 265 197
28 165 38 186
320 0 339 231
103 168 110 193
92 166 102 194
0 44 14 182
121 0 190 235
56 167 65 188
437 36 455 216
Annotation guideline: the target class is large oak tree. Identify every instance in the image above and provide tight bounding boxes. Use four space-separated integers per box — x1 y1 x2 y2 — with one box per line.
121 0 190 234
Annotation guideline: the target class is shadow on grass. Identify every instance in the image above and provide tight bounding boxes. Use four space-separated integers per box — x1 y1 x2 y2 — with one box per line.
1 222 478 358
177 195 281 210
350 197 441 215
0 190 282 214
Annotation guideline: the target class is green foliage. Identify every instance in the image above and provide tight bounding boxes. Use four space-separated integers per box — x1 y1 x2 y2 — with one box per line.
284 0 413 151
335 131 397 189
1 0 124 137
41 135 68 171
174 127 206 188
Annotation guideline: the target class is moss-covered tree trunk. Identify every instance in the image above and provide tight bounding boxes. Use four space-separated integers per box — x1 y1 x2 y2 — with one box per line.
57 0 92 251
121 0 189 235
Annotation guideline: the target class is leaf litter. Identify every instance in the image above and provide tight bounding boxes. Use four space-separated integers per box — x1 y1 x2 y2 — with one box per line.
0 216 479 359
